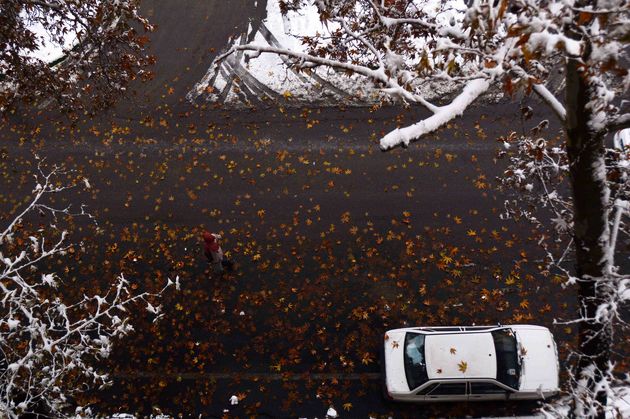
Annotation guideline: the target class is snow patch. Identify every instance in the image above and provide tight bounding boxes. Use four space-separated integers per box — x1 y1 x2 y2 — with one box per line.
528 31 582 56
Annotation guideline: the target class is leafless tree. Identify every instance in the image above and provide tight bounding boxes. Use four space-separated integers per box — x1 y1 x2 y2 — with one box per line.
0 158 174 417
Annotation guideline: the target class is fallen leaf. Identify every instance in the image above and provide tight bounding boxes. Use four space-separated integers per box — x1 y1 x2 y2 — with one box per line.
458 360 468 373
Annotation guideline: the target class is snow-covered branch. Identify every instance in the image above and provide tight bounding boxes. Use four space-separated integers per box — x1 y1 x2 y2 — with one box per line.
379 78 491 150
220 44 384 84
217 0 627 150
219 43 439 110
0 161 175 417
531 83 566 123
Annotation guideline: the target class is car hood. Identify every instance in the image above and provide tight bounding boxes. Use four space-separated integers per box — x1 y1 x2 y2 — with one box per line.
514 327 559 392
383 330 409 394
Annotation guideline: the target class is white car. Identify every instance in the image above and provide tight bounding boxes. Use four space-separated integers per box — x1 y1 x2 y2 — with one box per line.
382 325 559 402
614 128 629 152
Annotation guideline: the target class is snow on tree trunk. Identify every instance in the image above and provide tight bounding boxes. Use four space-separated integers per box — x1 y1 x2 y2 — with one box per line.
565 55 613 419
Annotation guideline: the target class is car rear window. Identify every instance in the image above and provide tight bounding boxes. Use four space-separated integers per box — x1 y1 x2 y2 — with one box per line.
404 333 428 390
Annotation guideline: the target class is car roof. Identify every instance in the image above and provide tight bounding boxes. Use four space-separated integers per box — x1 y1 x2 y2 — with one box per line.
425 332 497 380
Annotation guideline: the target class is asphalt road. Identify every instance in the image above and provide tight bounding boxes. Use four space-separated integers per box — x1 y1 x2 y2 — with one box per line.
1 101 576 418
1 0 617 417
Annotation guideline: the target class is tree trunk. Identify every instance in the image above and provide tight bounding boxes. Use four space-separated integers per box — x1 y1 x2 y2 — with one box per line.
565 55 612 418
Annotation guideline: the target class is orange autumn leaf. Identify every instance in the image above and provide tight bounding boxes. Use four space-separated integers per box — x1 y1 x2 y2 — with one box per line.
458 360 468 373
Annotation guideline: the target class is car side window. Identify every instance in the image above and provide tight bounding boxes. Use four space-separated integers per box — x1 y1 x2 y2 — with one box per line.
416 383 439 395
470 382 507 394
429 383 466 396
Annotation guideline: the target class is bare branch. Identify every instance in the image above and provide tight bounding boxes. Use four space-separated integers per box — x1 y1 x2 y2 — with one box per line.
21 0 62 10
0 160 174 416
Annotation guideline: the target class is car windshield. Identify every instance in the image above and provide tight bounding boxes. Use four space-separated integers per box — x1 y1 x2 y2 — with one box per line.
404 332 428 390
492 328 520 389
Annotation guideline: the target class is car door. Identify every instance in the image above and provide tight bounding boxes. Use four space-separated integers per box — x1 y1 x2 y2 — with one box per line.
424 381 468 402
469 381 509 401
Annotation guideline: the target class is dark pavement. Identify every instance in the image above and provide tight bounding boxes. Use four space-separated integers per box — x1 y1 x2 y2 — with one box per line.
1 102 575 418
0 0 596 417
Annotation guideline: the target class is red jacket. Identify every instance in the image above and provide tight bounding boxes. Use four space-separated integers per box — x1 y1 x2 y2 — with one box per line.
202 231 222 261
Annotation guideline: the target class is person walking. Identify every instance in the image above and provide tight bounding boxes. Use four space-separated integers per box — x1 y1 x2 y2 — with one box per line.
202 231 234 274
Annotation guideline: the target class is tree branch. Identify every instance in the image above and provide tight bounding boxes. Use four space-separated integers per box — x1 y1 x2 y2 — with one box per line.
21 0 62 11
218 43 438 111
380 78 491 150
512 65 567 123
532 83 567 123
366 0 437 31
609 199 629 262
607 113 630 131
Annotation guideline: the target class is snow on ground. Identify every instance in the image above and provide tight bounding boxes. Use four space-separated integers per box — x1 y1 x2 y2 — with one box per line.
611 385 630 417
538 386 630 419
188 0 459 108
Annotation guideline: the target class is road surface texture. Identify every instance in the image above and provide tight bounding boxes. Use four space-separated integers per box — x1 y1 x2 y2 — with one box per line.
1 0 627 418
